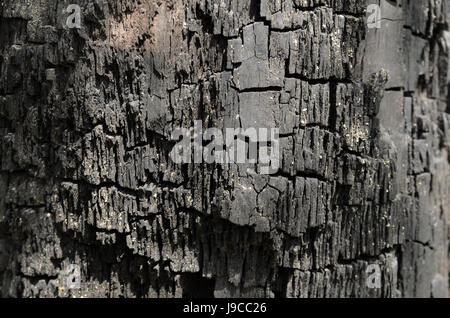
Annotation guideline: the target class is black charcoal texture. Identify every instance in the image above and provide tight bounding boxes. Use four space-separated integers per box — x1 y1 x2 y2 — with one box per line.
0 0 449 298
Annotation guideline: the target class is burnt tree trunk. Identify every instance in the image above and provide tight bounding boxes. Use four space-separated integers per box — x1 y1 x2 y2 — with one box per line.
0 0 449 298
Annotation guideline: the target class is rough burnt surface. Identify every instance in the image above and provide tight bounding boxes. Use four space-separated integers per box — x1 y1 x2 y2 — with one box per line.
0 0 449 298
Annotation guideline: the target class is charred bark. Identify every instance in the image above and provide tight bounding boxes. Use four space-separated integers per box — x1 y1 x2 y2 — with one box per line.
0 0 449 298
